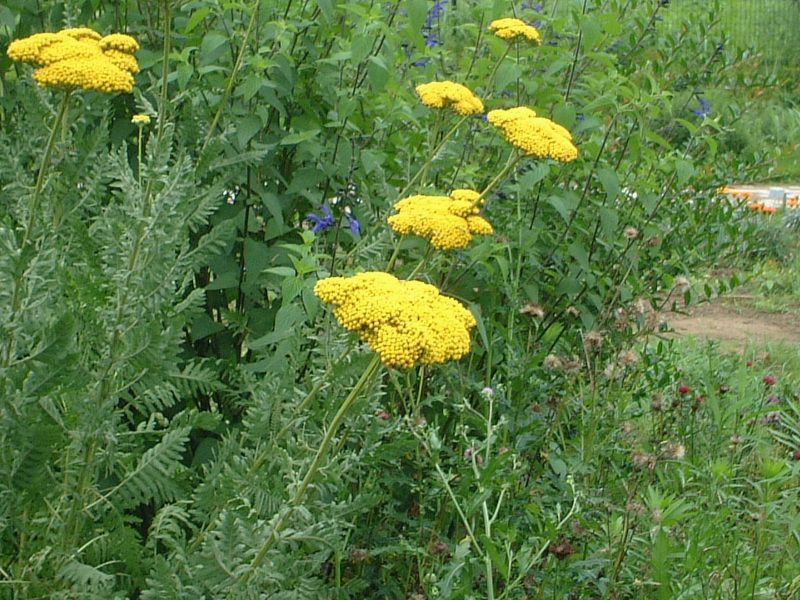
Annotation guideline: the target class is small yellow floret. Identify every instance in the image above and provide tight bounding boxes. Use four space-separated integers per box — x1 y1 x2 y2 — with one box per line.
315 272 476 368
388 191 493 250
415 81 484 116
487 107 578 162
7 27 139 93
489 18 542 43
103 49 140 74
99 33 140 54
61 28 103 41
132 113 151 125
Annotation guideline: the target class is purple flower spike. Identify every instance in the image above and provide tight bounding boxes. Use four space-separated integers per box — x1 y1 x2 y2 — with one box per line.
308 203 335 233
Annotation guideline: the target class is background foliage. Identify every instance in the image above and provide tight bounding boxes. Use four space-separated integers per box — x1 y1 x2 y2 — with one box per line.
1 0 798 597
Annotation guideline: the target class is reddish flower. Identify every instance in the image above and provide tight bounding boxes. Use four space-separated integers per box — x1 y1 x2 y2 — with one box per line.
376 409 391 420
746 360 753 367
793 450 800 461
678 384 691 395
763 375 776 386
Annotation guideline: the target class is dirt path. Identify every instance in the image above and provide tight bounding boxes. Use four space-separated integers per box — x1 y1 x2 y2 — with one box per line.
668 302 800 344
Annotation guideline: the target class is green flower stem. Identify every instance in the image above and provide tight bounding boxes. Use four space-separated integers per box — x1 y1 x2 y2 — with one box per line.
433 463 482 554
474 151 523 206
22 90 72 251
385 236 404 271
485 43 513 95
136 124 144 188
201 0 260 155
236 354 382 589
3 90 72 369
397 115 470 199
406 245 432 280
156 0 171 142
474 394 496 600
420 110 442 187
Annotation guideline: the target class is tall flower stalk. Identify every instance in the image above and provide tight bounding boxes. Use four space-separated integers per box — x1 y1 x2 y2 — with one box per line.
236 354 383 588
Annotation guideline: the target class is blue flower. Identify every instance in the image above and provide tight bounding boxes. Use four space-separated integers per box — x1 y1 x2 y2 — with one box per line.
692 97 711 118
418 1 447 52
426 0 447 26
347 214 361 236
308 204 335 233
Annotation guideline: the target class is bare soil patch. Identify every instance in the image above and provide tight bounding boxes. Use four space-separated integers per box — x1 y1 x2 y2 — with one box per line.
668 301 800 344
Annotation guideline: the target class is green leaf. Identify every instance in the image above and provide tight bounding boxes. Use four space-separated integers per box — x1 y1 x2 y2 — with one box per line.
406 0 428 31
235 115 262 147
580 14 603 49
596 167 619 203
199 32 229 67
368 55 390 92
248 304 305 349
350 34 372 64
184 6 210 34
280 129 321 145
317 0 333 22
674 159 695 187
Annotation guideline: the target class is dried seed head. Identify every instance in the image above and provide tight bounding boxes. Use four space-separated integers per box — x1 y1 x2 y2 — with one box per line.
548 539 575 560
673 275 690 292
664 441 686 460
350 548 369 562
619 349 639 366
543 354 564 371
651 393 663 412
624 226 639 239
520 302 545 318
583 330 604 350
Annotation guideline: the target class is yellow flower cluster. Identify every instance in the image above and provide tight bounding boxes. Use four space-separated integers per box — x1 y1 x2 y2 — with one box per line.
131 113 151 125
415 81 484 116
487 107 578 162
489 18 542 44
315 272 476 368
7 28 140 93
388 189 493 250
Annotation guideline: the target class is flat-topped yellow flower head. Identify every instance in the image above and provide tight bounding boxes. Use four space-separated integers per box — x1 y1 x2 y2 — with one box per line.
7 28 140 93
490 18 542 43
416 81 484 116
487 107 577 162
388 190 493 250
315 272 476 368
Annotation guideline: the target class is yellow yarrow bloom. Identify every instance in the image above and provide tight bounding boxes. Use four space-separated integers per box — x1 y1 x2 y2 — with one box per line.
132 113 151 125
489 18 542 44
7 28 139 93
315 272 476 368
415 81 484 116
487 107 578 162
388 190 493 250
